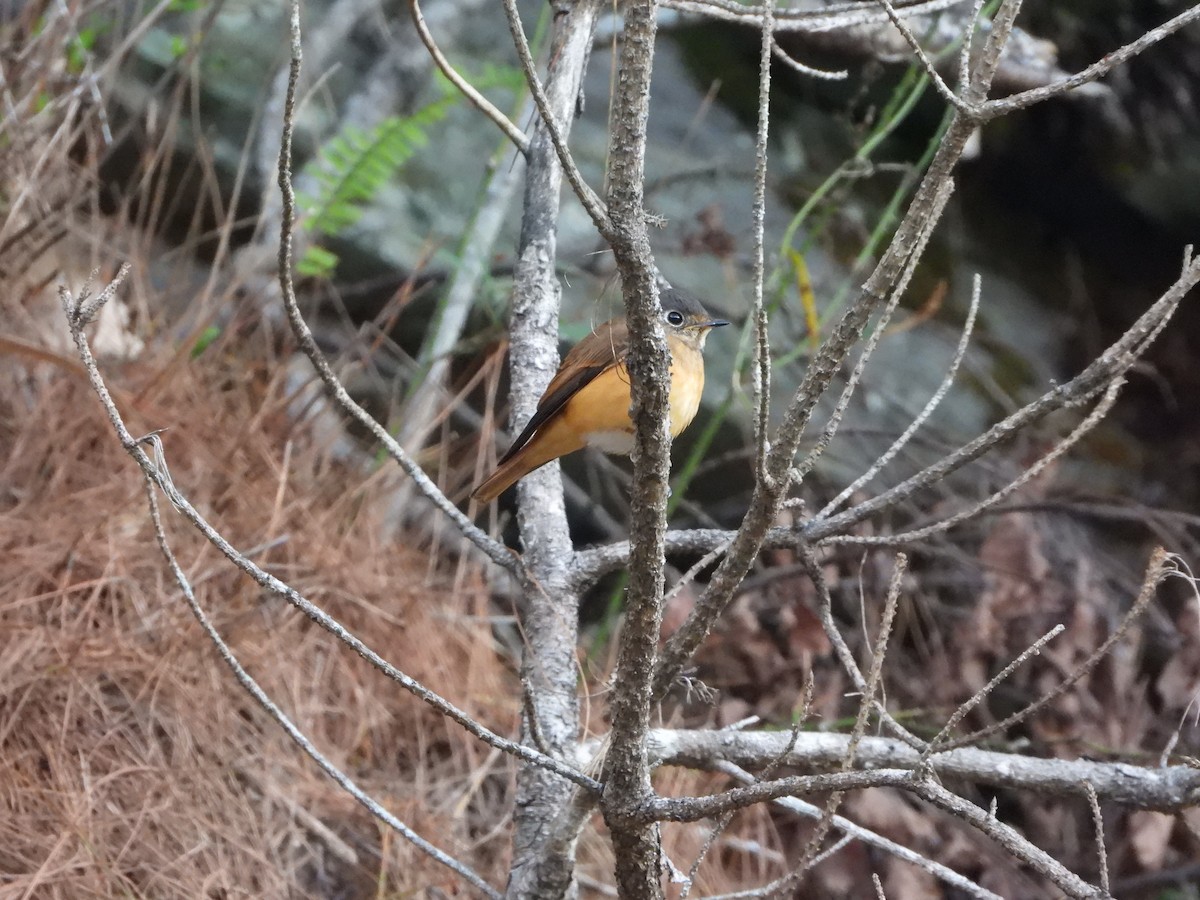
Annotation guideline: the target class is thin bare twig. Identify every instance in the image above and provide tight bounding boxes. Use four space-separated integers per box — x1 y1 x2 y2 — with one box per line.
981 4 1200 119
874 0 974 113
272 0 522 577
702 835 855 899
1083 781 1110 897
644 769 920 823
833 377 1125 546
818 272 981 519
770 40 848 79
911 777 1104 899
937 546 1174 752
921 625 1065 762
750 0 775 483
801 543 927 749
408 0 529 154
1159 558 1200 765
499 0 610 231
964 0 1022 106
796 175 956 484
957 0 986 94
522 671 552 758
140 480 502 898
399 106 527 452
789 554 905 886
711 760 1002 899
680 707 808 899
60 281 500 894
664 537 734 607
849 554 905 765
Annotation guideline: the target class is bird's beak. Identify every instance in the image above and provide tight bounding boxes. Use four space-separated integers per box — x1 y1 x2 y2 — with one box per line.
699 319 730 329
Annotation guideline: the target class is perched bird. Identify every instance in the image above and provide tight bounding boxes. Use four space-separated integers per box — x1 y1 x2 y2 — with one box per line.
472 288 729 502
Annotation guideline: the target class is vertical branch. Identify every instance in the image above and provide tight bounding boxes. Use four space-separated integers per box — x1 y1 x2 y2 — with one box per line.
595 0 670 897
503 2 603 898
751 0 776 483
968 0 1025 105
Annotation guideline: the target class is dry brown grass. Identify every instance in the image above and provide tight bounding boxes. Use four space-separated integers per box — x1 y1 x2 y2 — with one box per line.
0 333 519 898
1 8 527 892
0 294 802 897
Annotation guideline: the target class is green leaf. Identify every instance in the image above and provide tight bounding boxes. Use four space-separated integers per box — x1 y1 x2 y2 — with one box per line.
190 325 222 358
297 66 520 241
300 99 457 238
297 245 340 278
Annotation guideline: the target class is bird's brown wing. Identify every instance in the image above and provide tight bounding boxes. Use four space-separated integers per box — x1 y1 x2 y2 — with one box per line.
497 319 629 465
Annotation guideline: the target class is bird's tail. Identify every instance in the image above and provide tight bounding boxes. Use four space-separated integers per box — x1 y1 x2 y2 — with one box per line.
471 420 583 502
470 454 527 503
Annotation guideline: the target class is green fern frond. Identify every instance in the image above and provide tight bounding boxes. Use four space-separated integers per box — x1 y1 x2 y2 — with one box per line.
294 67 522 277
298 96 457 237
296 244 340 278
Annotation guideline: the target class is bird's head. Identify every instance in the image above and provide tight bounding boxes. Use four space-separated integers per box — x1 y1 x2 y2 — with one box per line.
660 288 729 349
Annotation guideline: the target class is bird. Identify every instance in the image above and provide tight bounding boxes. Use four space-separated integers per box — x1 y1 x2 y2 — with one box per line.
471 288 729 502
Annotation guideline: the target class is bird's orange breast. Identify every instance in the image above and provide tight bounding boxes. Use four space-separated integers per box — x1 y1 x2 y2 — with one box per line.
469 324 715 501
558 337 705 453
666 338 705 438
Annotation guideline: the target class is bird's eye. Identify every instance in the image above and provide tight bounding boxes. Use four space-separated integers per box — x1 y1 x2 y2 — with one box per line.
666 310 685 326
